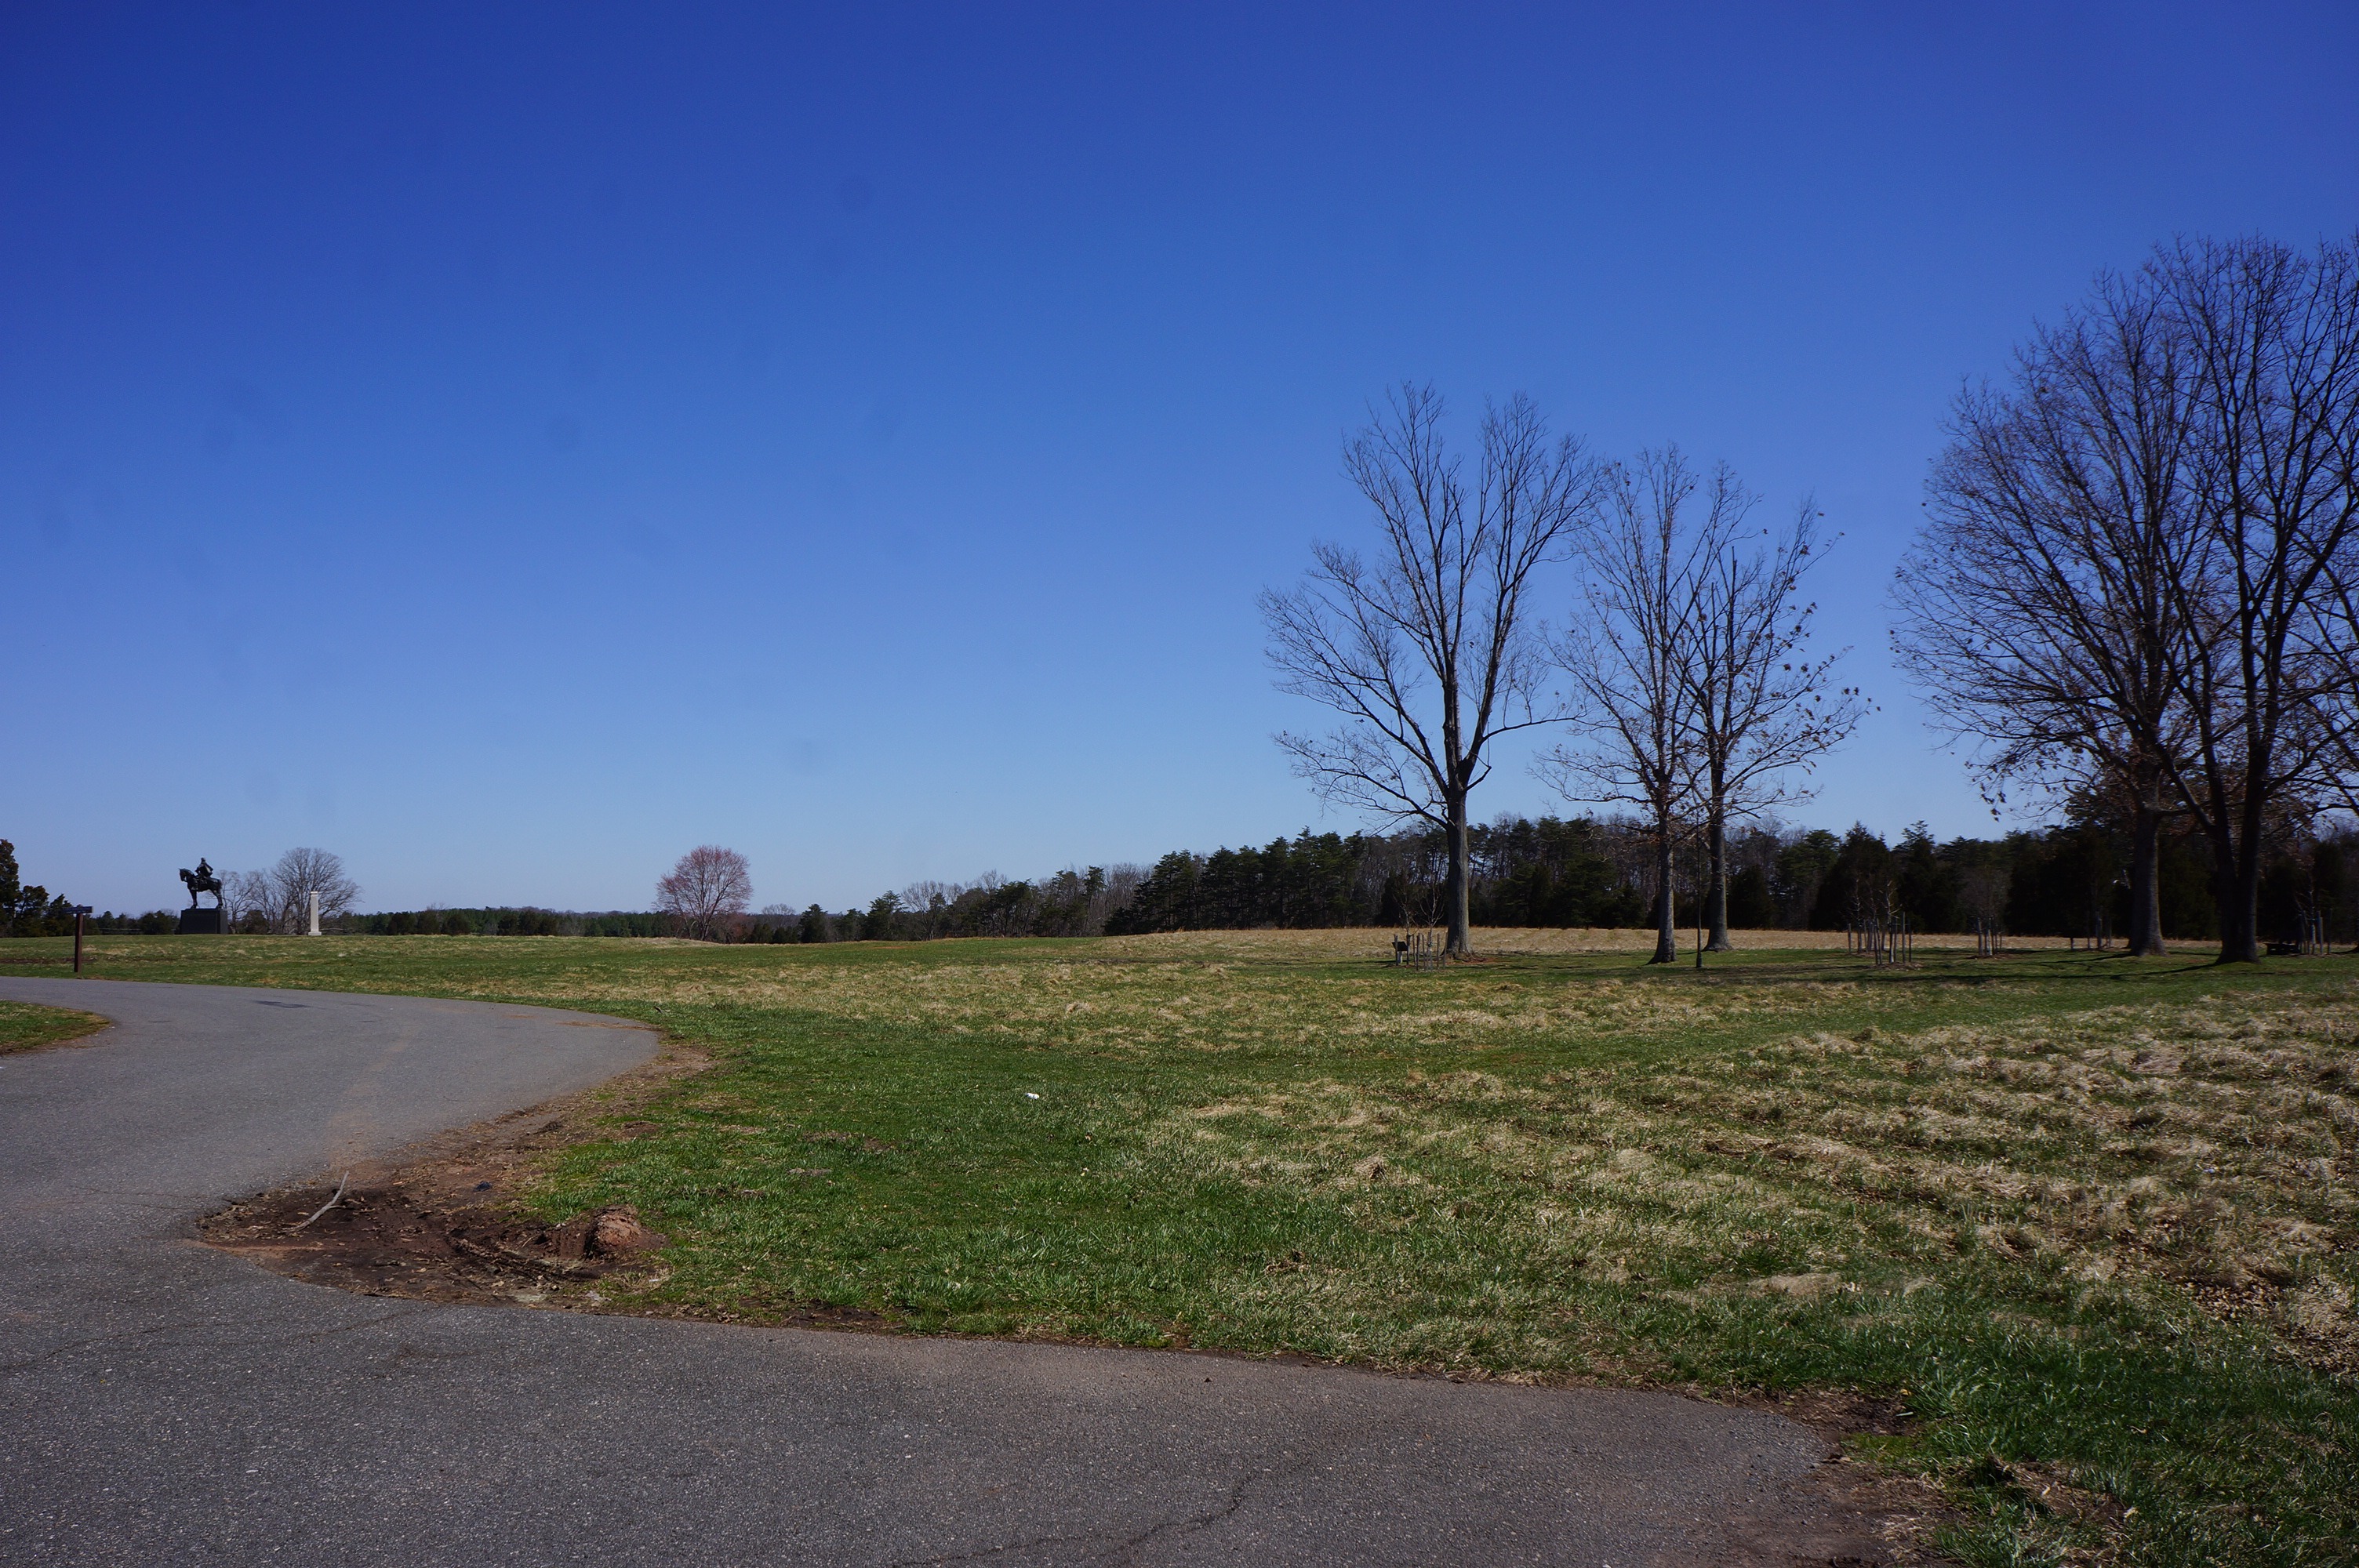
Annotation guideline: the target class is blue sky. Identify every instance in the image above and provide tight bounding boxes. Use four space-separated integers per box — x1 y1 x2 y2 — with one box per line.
5 3 2356 914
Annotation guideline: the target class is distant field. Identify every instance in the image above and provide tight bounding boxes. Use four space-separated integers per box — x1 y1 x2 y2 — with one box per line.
0 997 109 1053
1100 925 2165 957
3 928 2350 1566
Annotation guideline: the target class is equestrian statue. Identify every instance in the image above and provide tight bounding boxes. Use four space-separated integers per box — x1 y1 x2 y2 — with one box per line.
179 858 224 911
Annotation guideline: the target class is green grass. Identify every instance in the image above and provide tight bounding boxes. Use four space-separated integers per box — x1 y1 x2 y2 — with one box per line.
6 928 2355 1566
0 997 109 1053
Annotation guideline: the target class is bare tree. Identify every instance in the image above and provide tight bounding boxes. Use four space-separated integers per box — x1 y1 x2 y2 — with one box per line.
1958 860 2011 942
220 869 273 931
657 845 753 942
1543 449 1717 964
1262 385 1598 957
2154 235 2359 962
1894 269 2201 956
1683 493 1865 949
261 848 360 934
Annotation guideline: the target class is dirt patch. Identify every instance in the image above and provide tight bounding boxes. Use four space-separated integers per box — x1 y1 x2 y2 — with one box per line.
202 1036 896 1331
1724 1388 1917 1443
1703 1454 1958 1566
204 1174 895 1333
1693 1390 1961 1566
204 1036 688 1312
203 1183 662 1306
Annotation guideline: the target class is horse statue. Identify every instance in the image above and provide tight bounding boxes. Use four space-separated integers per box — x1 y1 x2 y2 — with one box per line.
179 858 224 911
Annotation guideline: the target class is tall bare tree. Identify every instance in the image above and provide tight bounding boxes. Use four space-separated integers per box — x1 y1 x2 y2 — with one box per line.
657 844 753 942
1263 385 1598 957
2154 234 2359 961
1894 270 2201 956
1683 495 1865 949
1543 448 1717 964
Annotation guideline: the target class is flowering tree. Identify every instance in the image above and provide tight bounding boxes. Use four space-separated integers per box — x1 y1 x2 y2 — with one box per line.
657 845 752 941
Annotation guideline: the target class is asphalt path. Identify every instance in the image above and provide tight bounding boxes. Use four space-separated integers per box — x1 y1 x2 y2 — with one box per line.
0 977 1841 1566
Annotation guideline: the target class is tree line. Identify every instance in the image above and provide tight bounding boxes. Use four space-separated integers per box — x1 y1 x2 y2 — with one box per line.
11 808 2346 949
1098 813 2349 944
656 806 2353 947
740 866 1149 944
341 908 672 937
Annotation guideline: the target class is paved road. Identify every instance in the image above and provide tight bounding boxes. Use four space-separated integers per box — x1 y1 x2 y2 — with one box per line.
0 978 1837 1566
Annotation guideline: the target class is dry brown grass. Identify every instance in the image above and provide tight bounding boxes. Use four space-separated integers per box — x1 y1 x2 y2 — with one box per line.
1140 984 2359 1377
359 944 1961 1063
1099 926 2127 959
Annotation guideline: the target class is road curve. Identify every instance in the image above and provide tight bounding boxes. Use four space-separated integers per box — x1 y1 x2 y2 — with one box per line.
0 977 1838 1566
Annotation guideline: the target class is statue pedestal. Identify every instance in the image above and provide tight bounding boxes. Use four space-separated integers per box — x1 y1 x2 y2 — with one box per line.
178 909 224 935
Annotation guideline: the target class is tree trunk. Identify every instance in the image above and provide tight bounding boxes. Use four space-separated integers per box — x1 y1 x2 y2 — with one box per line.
1705 811 1732 951
1650 829 1677 964
2212 829 2262 964
2127 806 2165 956
1444 795 1474 958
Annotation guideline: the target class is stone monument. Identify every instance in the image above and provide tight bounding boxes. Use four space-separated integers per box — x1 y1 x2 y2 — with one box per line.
178 858 225 935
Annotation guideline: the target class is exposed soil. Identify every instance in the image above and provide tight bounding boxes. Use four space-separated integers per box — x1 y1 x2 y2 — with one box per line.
202 1037 896 1329
206 1180 659 1308
1704 1455 1959 1567
205 1037 706 1315
1691 1392 1957 1565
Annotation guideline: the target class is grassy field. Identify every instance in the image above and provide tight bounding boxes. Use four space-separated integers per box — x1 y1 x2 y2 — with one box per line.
0 997 110 1053
5 928 2354 1566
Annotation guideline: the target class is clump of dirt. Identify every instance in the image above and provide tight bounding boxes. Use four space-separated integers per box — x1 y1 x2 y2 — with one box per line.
202 1185 663 1306
202 1037 703 1312
205 1170 893 1329
201 1037 895 1332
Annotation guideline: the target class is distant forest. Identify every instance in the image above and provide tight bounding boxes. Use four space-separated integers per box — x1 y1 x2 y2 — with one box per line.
1092 814 2349 946
11 812 2350 948
358 811 2353 948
